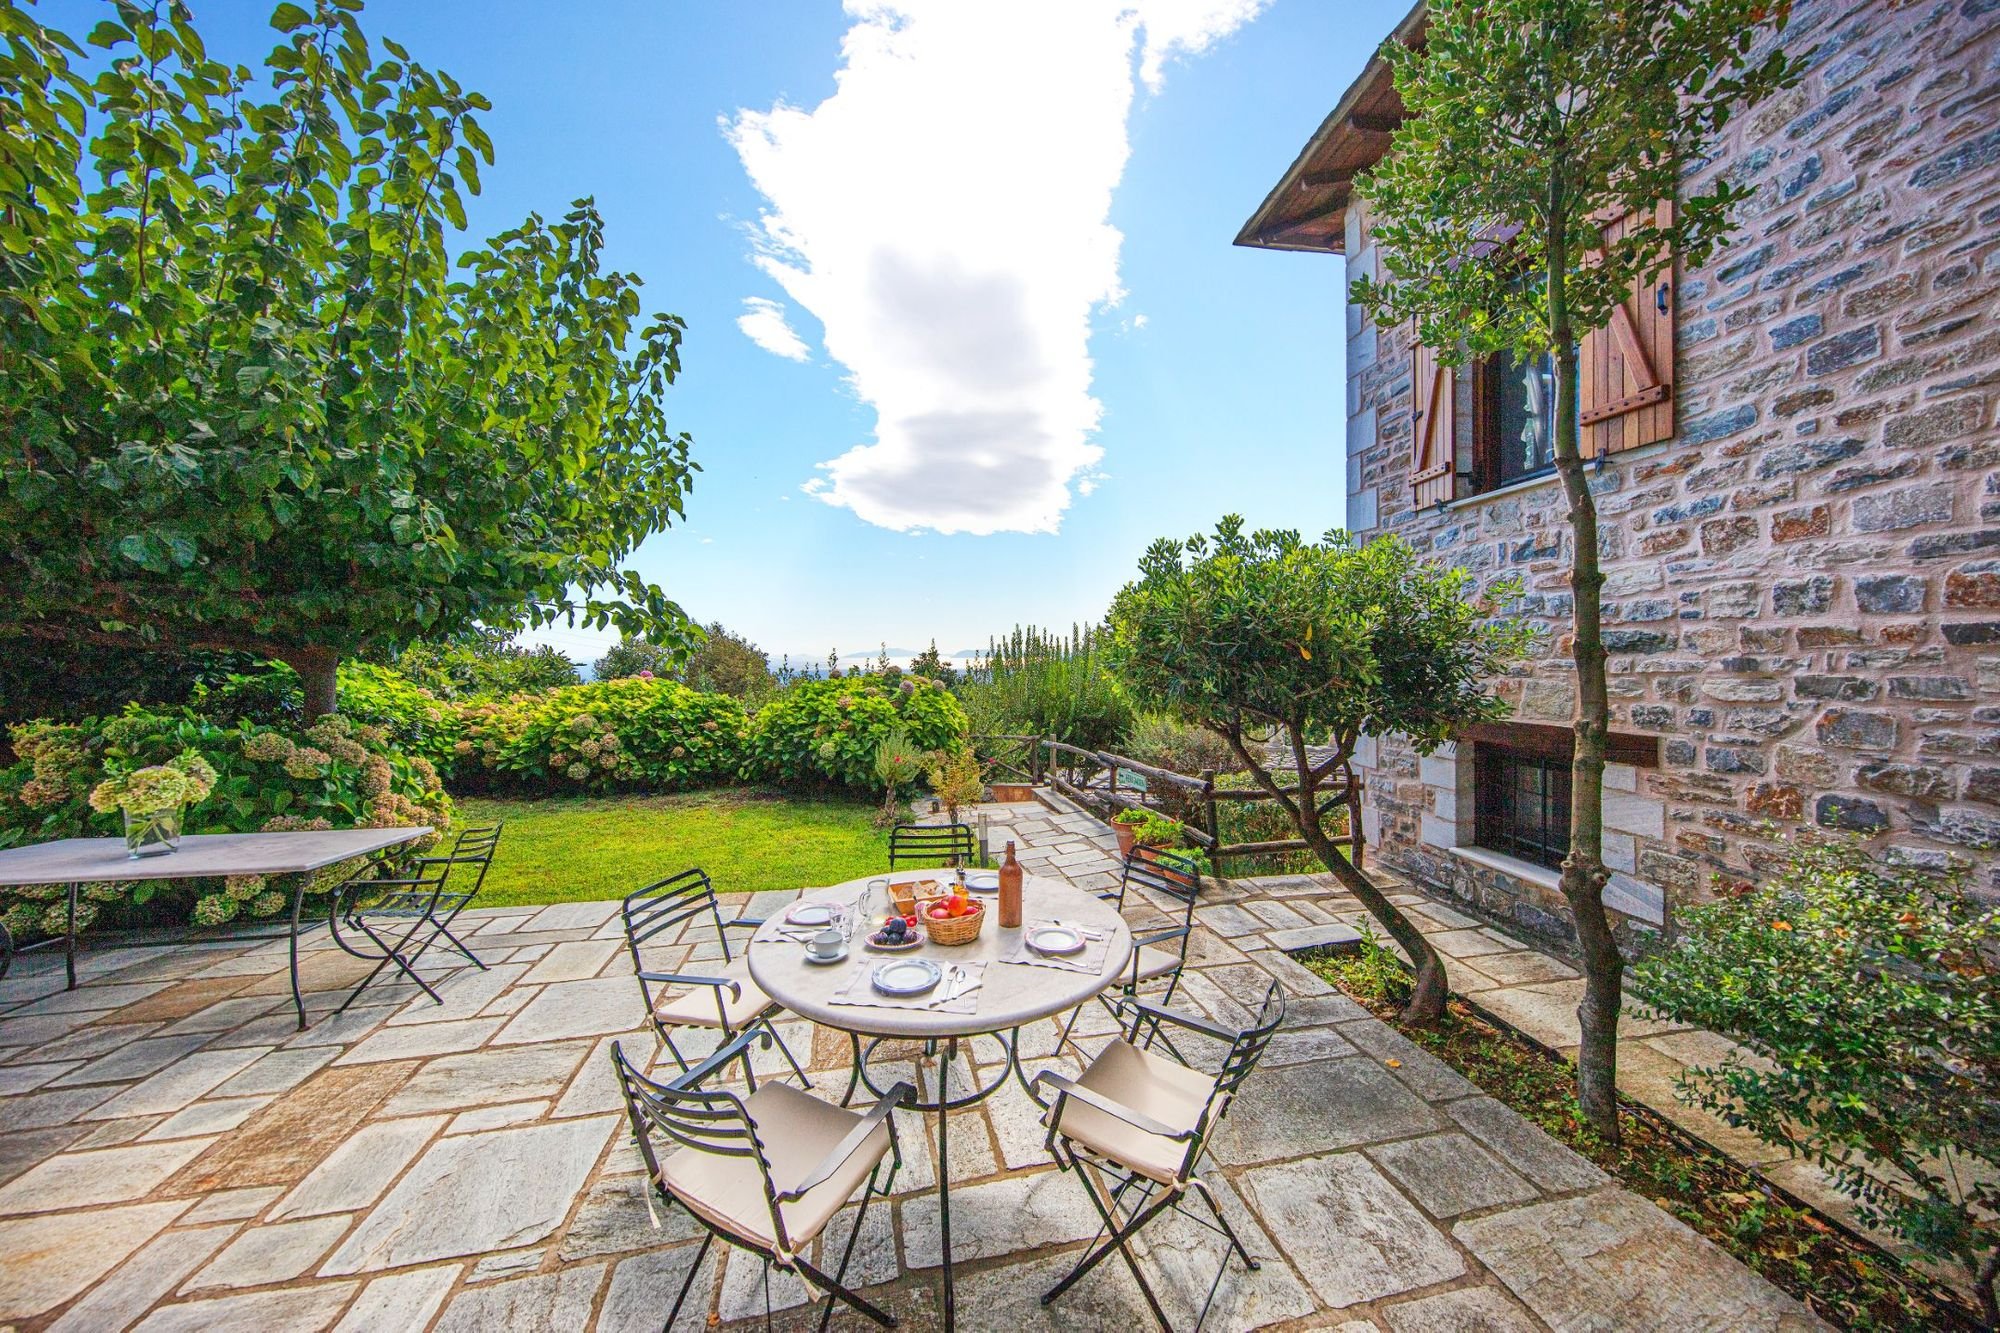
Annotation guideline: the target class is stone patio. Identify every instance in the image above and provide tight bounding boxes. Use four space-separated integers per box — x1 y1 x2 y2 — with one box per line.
0 798 1826 1331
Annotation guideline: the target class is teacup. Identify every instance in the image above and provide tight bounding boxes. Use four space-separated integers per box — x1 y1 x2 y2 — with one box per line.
807 928 844 959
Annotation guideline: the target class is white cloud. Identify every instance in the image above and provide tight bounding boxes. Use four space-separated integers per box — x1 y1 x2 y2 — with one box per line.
736 296 812 361
727 0 1265 535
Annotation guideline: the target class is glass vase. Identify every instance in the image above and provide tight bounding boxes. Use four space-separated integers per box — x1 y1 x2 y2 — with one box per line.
124 804 183 858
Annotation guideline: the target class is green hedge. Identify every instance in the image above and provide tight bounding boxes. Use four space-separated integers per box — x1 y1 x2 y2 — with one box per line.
745 675 967 789
456 678 749 792
1 710 452 937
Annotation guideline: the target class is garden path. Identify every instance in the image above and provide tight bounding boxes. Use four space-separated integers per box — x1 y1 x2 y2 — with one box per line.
0 798 1825 1331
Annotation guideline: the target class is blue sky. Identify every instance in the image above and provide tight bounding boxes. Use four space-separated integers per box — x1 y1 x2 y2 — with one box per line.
54 0 1411 668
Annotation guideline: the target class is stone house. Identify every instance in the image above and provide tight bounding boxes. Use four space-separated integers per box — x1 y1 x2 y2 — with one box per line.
1237 0 2000 946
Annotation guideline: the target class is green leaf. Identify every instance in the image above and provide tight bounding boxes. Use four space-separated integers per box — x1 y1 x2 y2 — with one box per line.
270 4 313 32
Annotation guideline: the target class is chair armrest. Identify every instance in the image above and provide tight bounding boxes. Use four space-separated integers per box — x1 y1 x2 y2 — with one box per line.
774 1081 914 1201
1131 924 1190 949
721 917 765 930
1032 1070 1192 1141
1111 995 1237 1043
637 970 742 1001
670 1027 769 1090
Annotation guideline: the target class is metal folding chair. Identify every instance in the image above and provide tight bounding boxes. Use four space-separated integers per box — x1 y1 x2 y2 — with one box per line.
327 859 480 1014
887 822 976 869
1053 847 1202 1058
621 867 811 1084
1032 981 1287 1330
612 1031 912 1330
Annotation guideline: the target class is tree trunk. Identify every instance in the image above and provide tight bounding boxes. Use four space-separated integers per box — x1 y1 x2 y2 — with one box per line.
283 646 340 721
1221 724 1448 1025
1548 208 1625 1140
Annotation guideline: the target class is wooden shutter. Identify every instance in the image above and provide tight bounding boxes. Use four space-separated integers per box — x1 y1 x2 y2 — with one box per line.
1409 322 1456 508
1579 200 1675 457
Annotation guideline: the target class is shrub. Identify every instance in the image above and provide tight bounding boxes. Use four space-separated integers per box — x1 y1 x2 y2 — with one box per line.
1632 835 1999 1325
457 678 748 792
597 622 777 705
189 661 465 775
1123 713 1239 780
1 710 450 938
335 663 465 772
873 731 924 824
392 632 580 698
747 676 967 790
955 626 1132 752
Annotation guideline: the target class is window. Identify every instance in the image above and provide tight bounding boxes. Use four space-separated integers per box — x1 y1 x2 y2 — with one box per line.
1484 346 1560 486
1474 742 1571 872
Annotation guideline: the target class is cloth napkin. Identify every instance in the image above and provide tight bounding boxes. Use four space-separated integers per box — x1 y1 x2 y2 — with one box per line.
999 921 1112 975
829 959 986 1015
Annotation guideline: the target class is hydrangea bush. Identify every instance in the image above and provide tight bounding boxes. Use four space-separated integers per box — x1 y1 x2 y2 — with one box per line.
745 676 968 790
1 710 450 938
455 678 749 792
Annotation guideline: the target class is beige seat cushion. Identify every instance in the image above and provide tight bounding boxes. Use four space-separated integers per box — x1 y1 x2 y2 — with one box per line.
654 958 773 1030
1133 945 1182 983
657 1082 891 1250
1049 1039 1213 1184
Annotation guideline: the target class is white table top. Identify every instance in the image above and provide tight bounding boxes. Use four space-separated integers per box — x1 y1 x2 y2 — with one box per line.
748 871 1132 1040
0 827 433 887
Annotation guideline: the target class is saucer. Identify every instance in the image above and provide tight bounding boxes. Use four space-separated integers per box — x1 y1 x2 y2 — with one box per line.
803 945 849 965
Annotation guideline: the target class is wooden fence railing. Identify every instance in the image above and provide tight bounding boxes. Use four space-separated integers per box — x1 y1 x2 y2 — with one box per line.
976 735 1363 875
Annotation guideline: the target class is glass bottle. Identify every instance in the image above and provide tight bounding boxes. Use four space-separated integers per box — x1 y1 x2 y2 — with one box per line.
998 841 1023 928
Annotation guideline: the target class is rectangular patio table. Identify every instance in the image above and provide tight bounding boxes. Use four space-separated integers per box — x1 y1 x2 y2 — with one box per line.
0 827 430 1029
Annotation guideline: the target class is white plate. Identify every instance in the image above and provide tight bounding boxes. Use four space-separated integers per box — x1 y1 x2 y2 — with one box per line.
786 902 835 927
962 871 1000 893
1025 925 1085 956
872 959 943 996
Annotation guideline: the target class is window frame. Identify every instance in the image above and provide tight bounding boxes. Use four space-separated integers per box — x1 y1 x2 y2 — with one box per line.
1472 739 1573 873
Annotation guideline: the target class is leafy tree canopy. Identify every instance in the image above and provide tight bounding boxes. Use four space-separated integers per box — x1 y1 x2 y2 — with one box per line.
1106 518 1527 760
0 0 699 711
1351 0 1799 364
596 622 774 704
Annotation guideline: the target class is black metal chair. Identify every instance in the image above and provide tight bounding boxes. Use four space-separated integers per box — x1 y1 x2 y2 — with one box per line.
328 861 476 1014
613 1031 912 1330
414 822 503 913
621 867 811 1084
1032 981 1286 1330
1053 848 1202 1058
887 822 976 869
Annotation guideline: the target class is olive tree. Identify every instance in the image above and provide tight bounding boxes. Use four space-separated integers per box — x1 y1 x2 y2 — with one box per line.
1351 0 1800 1129
1 0 698 718
1105 518 1527 1024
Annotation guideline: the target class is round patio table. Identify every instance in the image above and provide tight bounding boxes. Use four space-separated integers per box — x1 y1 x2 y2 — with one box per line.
748 870 1131 1331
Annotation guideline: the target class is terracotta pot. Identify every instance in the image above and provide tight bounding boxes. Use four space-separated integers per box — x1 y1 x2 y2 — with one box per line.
1113 820 1138 856
990 783 1035 803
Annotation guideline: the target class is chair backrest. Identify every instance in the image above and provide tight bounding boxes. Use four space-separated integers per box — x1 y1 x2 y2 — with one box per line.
888 823 976 868
1170 980 1287 1183
622 867 729 963
1118 847 1201 915
433 823 503 895
611 1032 792 1250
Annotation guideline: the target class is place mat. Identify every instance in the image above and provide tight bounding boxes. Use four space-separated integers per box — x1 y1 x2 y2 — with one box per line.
999 921 1112 975
828 959 986 1015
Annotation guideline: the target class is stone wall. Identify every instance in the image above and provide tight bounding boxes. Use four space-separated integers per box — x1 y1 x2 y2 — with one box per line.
1341 0 2000 944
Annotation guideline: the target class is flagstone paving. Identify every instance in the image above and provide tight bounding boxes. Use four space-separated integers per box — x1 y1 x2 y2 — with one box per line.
0 796 1827 1331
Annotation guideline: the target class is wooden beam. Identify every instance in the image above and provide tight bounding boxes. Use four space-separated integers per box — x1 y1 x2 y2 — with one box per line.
1459 721 1661 768
1299 167 1359 190
1260 216 1344 247
1348 112 1402 133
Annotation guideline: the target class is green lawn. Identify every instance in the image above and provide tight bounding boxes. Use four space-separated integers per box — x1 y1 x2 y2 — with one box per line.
456 789 893 909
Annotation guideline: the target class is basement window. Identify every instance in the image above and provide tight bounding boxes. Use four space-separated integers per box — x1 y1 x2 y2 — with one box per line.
1473 741 1571 873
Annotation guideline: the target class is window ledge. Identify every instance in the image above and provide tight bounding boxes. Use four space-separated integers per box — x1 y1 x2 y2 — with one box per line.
1447 845 1562 892
1440 471 1560 513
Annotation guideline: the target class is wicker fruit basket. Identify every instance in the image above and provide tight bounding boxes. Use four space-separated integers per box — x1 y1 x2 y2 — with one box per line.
922 899 985 946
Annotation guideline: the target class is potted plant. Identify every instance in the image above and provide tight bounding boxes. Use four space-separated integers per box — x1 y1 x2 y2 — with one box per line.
88 751 218 858
1127 809 1186 860
1112 808 1148 856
